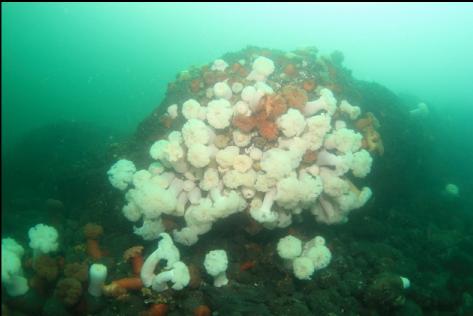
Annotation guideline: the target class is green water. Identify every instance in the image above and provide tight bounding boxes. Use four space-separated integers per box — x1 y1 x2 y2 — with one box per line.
2 4 473 315
3 3 473 153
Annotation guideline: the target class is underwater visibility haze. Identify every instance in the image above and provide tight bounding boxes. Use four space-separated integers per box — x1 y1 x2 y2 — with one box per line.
2 3 473 315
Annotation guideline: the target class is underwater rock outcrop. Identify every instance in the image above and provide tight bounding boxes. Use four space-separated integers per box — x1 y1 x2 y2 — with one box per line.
108 48 383 249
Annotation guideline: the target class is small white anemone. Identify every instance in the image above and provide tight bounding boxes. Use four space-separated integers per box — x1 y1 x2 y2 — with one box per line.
233 101 251 116
232 82 244 94
204 250 229 287
339 100 361 120
260 148 294 180
277 235 302 260
293 257 315 280
213 81 233 100
200 168 220 191
182 119 210 147
247 56 275 81
248 147 263 161
182 99 205 120
324 128 363 154
207 99 234 129
28 224 59 257
233 130 252 147
211 59 228 72
233 155 252 173
216 146 239 168
187 144 211 168
167 104 178 119
277 109 307 138
107 159 136 190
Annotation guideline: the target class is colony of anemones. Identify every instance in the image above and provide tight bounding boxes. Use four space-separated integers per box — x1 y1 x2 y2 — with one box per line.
107 55 374 246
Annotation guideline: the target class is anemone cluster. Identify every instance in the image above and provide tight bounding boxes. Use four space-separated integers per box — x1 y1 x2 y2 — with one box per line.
108 52 376 246
1 238 28 296
2 224 59 297
277 235 332 280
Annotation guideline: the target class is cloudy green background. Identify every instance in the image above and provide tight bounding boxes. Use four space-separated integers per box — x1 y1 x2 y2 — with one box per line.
3 3 472 152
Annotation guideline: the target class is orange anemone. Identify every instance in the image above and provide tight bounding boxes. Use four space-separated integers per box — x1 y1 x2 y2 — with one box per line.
83 223 103 239
302 79 317 92
194 305 211 316
259 94 287 120
356 112 384 155
103 277 143 300
160 115 174 129
190 79 201 93
123 246 144 275
258 121 278 141
302 150 318 163
148 304 169 316
281 85 308 110
86 239 102 260
283 64 298 76
113 277 143 290
232 115 256 133
240 260 256 272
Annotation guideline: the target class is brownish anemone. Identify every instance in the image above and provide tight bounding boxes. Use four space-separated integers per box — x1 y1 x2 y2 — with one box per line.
233 93 287 141
281 85 308 110
231 63 249 77
83 223 103 240
283 63 298 76
187 263 202 289
64 262 88 283
232 115 256 133
356 113 384 155
258 121 279 141
362 128 384 156
123 246 144 275
55 278 83 306
102 282 128 300
160 114 174 129
302 79 317 92
259 94 287 120
83 223 104 259
202 70 227 86
190 78 202 93
302 150 318 163
194 305 211 316
355 112 380 130
33 255 59 282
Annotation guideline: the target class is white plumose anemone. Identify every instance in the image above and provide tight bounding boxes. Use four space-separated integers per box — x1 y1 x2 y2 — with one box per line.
204 249 229 287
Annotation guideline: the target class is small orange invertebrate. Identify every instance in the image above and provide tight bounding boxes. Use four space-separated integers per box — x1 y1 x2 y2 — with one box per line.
283 63 298 76
149 304 169 316
123 246 144 275
103 277 144 300
302 150 318 163
103 282 128 299
188 264 202 289
190 79 202 93
281 85 308 110
194 305 211 316
83 223 103 239
160 115 174 129
302 79 317 92
356 112 384 155
231 63 249 77
86 239 102 259
259 94 287 120
232 115 256 133
240 260 256 272
113 277 143 290
362 127 384 156
258 121 278 141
